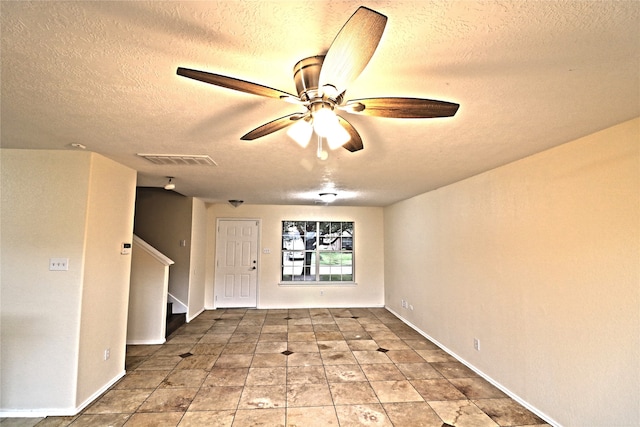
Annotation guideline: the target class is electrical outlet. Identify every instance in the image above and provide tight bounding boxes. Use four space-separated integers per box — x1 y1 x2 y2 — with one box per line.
401 299 406 308
104 348 110 360
49 258 69 271
262 248 271 254
320 290 324 296
473 338 480 351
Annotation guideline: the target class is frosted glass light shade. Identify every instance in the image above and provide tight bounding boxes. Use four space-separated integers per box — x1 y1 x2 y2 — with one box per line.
287 119 313 148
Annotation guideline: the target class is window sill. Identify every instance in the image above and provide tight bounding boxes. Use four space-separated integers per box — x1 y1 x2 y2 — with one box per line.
278 282 357 287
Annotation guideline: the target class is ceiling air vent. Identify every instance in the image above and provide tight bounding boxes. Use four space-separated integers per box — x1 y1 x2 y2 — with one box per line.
137 154 217 166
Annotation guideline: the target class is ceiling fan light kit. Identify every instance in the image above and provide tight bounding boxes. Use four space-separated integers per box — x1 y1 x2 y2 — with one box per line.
177 6 459 157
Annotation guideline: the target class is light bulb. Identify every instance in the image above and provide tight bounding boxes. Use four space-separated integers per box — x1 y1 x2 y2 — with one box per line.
286 119 313 148
319 192 337 203
312 107 338 137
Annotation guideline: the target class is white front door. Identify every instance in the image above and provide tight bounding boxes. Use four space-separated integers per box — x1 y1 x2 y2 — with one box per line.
215 219 259 308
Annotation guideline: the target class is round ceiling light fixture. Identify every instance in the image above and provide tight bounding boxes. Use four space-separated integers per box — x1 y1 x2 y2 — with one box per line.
319 192 337 203
164 177 175 190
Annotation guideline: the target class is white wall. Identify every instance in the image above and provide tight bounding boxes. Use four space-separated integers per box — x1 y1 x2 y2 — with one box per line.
383 118 639 427
127 236 174 344
0 150 136 415
205 204 385 309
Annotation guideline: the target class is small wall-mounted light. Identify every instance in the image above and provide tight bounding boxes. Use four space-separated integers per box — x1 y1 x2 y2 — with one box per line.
229 200 244 208
164 177 175 190
319 192 337 203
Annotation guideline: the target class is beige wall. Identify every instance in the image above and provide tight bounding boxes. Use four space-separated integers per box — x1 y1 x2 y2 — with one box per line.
76 154 137 407
205 204 385 309
0 150 136 415
188 198 207 321
383 118 639 426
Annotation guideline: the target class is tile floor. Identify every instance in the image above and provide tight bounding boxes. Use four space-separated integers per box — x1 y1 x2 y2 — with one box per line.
1 308 550 427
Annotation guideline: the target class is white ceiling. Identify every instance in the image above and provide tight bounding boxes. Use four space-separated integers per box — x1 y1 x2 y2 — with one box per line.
2 1 638 206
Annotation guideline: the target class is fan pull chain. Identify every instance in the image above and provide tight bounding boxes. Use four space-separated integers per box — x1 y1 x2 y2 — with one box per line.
317 135 328 160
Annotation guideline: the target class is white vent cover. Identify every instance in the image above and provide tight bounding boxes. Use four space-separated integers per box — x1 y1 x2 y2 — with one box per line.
138 154 217 166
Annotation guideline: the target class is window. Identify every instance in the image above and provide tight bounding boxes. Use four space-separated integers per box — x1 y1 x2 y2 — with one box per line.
281 221 354 283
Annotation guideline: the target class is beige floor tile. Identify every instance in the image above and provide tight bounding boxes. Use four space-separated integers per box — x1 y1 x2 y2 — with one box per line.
83 389 152 414
431 362 480 379
137 387 199 412
385 349 426 364
286 341 319 353
63 413 130 426
202 367 248 387
114 370 170 389
449 377 508 399
178 410 234 427
286 365 326 384
237 385 286 410
411 379 467 401
232 408 285 427
285 406 339 427
382 402 444 427
329 382 379 405
213 353 253 368
324 364 368 382
251 353 287 367
135 355 182 371
352 350 392 364
33 416 76 427
188 386 243 411
428 400 499 427
123 412 183 427
396 362 443 380
320 351 358 365
360 364 405 381
286 383 333 407
190 343 225 355
317 340 350 352
369 380 423 403
246 367 286 386
286 352 323 366
255 341 287 353
334 403 393 426
346 340 380 351
416 349 457 363
473 398 546 426
373 339 410 351
161 369 208 389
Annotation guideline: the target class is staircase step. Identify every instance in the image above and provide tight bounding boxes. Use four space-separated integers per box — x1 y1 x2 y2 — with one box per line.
166 312 186 337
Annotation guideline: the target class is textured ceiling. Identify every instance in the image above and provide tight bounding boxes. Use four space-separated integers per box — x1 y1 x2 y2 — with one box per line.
1 1 638 206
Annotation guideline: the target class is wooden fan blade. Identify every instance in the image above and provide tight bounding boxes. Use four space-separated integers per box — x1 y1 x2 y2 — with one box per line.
342 97 460 118
177 67 296 99
319 7 387 96
337 115 364 152
240 113 306 141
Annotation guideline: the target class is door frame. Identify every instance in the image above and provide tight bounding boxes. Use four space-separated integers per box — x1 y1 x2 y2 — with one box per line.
214 218 261 309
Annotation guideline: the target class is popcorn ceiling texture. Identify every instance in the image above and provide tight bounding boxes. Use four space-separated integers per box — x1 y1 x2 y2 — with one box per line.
1 1 638 206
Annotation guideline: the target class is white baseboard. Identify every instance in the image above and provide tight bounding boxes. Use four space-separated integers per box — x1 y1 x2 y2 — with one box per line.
385 306 561 427
0 370 126 418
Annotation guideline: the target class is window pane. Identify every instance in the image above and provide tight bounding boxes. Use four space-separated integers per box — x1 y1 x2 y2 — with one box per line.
282 221 353 283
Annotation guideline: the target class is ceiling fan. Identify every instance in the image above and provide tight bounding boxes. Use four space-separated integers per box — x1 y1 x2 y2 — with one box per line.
177 6 459 157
